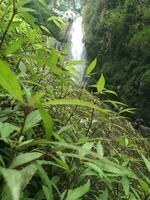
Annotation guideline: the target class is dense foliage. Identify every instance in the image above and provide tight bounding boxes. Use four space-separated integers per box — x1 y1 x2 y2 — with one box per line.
0 0 150 200
83 0 150 124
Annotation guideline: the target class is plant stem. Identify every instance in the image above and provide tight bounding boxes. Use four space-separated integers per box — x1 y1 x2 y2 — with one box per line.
86 108 94 135
0 0 16 49
65 84 85 124
19 111 28 135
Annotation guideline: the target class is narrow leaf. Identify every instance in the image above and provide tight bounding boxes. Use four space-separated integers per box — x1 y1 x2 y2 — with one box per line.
122 176 130 196
10 152 43 168
66 180 90 200
97 141 104 159
141 154 150 173
46 99 109 114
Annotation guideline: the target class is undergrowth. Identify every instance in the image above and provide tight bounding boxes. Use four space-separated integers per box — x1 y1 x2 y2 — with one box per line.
0 1 150 200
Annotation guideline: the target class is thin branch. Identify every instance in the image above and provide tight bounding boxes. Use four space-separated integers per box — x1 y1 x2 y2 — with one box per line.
0 0 16 49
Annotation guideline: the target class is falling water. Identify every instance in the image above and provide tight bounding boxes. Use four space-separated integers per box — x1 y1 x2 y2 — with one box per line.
69 16 86 83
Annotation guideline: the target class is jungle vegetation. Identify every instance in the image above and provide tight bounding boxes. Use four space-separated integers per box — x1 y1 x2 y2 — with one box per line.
0 0 150 200
83 0 150 125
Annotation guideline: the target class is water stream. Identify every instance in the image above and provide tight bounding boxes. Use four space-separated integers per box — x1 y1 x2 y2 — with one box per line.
69 16 86 83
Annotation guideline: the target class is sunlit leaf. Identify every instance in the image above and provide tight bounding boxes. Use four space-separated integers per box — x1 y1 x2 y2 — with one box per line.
97 74 105 93
86 58 97 75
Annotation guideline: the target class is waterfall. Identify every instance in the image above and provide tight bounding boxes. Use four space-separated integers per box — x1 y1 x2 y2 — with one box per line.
69 16 86 83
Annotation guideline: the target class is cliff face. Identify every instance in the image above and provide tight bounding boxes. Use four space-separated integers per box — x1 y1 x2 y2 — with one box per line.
83 0 150 125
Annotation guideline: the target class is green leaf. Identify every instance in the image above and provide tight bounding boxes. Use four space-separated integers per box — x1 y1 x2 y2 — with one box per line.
85 162 103 177
38 104 53 139
46 99 109 114
68 60 85 66
97 141 104 159
122 176 130 196
86 58 97 75
48 16 65 29
79 142 93 157
21 164 37 189
50 49 59 67
0 122 19 139
28 92 44 107
19 0 34 6
10 152 43 168
0 165 37 200
97 74 105 93
23 110 42 132
0 60 24 102
66 180 90 200
36 164 53 200
0 168 22 200
43 186 53 200
4 39 25 55
99 190 108 200
141 154 150 173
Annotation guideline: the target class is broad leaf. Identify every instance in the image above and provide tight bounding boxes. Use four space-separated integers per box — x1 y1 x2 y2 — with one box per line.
0 168 22 200
4 39 25 55
86 58 97 75
99 190 108 200
0 122 19 139
97 74 105 93
0 60 24 102
38 104 53 139
23 110 42 132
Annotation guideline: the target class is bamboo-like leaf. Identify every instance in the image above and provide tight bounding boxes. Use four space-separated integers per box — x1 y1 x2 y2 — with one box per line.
122 176 130 196
97 141 104 159
10 152 43 168
46 99 109 114
141 154 150 173
66 180 90 200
